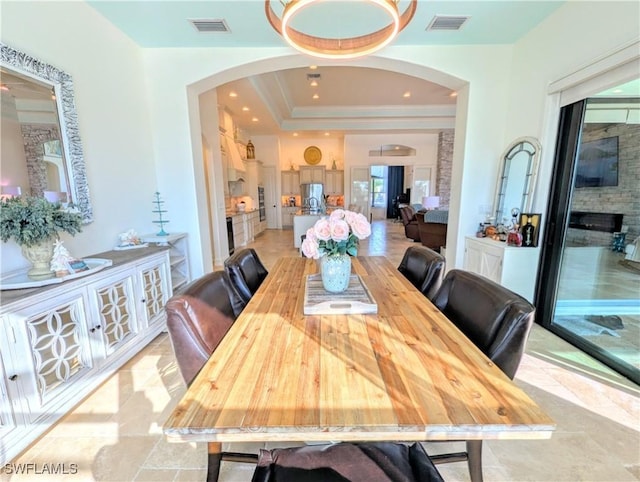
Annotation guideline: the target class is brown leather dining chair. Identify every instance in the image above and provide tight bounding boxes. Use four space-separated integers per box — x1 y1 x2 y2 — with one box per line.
224 248 269 305
397 245 446 301
252 442 444 482
428 269 536 482
164 271 259 478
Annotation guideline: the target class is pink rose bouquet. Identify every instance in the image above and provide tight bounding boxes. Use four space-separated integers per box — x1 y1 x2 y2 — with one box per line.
301 209 371 259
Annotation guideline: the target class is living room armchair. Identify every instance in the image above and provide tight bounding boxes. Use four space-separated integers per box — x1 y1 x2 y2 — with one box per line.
399 206 421 242
416 210 448 252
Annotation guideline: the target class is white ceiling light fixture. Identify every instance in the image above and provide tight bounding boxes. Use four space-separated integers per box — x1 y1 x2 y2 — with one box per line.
265 0 417 59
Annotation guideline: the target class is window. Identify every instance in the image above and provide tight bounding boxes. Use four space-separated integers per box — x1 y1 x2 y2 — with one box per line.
370 166 388 208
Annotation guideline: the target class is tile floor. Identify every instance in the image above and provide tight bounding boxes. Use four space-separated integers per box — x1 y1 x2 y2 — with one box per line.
3 222 639 481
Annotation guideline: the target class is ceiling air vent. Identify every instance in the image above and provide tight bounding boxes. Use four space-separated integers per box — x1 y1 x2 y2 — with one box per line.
189 19 230 33
426 15 469 31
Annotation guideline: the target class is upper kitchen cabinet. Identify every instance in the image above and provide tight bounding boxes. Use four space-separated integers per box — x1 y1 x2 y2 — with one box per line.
325 170 344 195
282 171 300 195
300 166 325 184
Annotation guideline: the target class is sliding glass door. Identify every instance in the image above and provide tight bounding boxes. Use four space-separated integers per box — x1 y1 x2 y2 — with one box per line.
537 80 640 384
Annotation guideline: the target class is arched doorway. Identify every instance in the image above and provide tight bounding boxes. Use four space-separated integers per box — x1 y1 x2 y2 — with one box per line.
185 56 469 269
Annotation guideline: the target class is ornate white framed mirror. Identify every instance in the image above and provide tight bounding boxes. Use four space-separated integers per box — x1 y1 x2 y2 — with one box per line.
492 136 541 225
1 43 92 223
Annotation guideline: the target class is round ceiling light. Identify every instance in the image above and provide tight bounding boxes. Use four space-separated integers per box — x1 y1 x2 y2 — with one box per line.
265 0 417 59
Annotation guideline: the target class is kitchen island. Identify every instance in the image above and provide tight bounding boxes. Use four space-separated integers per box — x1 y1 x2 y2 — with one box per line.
293 212 322 248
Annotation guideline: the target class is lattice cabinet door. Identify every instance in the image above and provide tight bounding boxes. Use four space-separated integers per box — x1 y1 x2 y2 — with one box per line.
136 254 171 329
86 269 139 361
7 291 93 424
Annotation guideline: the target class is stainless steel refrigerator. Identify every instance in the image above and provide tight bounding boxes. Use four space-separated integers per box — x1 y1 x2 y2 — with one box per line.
300 183 324 214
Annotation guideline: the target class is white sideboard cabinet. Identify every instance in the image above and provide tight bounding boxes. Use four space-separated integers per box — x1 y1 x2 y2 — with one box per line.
141 232 190 293
0 247 172 464
463 236 540 302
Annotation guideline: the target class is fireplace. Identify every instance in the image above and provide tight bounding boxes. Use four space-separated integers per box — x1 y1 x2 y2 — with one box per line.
569 211 623 233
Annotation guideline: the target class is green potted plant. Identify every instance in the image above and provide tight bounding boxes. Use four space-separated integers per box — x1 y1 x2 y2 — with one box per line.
0 195 83 279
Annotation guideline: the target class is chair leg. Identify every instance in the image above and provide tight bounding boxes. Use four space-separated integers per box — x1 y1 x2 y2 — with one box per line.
466 440 483 482
206 441 260 481
207 443 222 482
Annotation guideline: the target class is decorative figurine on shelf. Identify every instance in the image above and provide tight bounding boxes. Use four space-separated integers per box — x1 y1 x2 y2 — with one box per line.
507 223 523 247
115 229 147 250
522 218 535 247
246 140 255 159
511 207 521 228
506 207 522 246
152 192 170 236
497 221 509 242
50 239 87 276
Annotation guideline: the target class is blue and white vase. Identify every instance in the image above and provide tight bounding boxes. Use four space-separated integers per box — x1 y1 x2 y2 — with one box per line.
320 253 351 293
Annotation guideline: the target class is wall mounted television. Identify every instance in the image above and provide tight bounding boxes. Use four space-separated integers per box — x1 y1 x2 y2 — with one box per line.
575 136 619 188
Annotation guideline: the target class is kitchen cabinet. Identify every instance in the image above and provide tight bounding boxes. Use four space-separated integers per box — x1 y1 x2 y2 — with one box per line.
232 214 245 248
325 170 344 195
281 207 297 228
0 248 171 464
463 236 540 302
281 171 300 195
141 233 190 294
299 166 325 184
248 210 262 238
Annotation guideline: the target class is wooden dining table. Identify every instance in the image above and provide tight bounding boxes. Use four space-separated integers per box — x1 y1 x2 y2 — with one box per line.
163 256 555 480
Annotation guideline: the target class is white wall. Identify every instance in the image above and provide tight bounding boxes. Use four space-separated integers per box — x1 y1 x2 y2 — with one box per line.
1 2 157 273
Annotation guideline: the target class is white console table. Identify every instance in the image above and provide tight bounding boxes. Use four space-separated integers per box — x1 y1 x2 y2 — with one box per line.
0 247 172 465
463 236 540 302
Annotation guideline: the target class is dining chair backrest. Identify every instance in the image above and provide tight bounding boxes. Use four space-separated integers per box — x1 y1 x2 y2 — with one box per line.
432 269 535 379
252 442 444 482
224 248 269 305
397 246 445 301
165 271 244 386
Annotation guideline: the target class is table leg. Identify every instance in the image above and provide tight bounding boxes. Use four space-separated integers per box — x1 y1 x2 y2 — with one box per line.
466 440 483 482
207 442 222 482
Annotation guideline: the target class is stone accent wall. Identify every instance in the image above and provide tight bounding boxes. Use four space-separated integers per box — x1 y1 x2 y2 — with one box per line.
437 130 454 210
20 124 60 197
566 123 639 247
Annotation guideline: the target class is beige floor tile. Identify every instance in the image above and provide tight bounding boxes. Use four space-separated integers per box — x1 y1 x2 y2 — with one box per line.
133 468 178 481
144 440 205 470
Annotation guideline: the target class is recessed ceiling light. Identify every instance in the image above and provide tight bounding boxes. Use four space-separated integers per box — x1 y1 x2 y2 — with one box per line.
403 91 411 98
449 91 458 97
242 106 250 111
251 117 259 122
324 132 330 136
229 91 238 98
312 93 319 99
293 132 299 136
613 89 623 93
310 80 318 87
309 65 318 70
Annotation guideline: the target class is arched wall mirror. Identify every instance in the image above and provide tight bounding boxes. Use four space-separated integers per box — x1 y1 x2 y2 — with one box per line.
0 43 92 223
492 136 541 225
